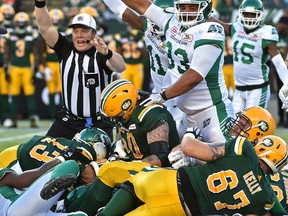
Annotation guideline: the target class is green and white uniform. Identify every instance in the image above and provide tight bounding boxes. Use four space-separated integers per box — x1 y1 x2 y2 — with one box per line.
230 20 278 113
145 11 233 143
0 161 86 216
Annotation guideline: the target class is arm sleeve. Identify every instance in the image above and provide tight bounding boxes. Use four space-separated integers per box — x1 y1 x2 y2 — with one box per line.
103 0 127 19
190 44 222 78
143 3 171 31
272 54 288 84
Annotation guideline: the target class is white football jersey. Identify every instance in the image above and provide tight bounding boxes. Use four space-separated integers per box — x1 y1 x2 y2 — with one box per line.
231 20 279 86
144 20 170 93
164 16 230 114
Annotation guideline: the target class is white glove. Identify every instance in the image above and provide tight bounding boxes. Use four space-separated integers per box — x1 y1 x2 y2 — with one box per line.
279 83 288 112
185 127 202 140
108 140 129 161
139 92 166 107
44 67 53 81
168 150 195 169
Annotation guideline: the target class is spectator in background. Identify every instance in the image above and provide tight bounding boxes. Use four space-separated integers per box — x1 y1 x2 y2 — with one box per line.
34 0 126 140
269 16 288 127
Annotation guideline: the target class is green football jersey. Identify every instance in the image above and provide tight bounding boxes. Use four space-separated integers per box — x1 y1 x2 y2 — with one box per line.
119 103 179 161
267 170 288 211
181 137 276 215
7 30 37 67
16 135 96 171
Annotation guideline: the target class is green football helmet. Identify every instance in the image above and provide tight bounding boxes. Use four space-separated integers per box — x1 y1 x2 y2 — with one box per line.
239 0 265 30
174 0 212 27
73 127 111 160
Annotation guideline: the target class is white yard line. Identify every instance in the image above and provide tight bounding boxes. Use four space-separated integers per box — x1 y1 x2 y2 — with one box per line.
0 131 46 142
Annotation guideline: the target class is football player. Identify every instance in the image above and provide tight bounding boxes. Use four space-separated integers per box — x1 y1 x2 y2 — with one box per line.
210 0 288 114
103 0 187 139
99 134 288 215
4 11 41 128
118 0 234 144
0 127 111 172
0 159 88 216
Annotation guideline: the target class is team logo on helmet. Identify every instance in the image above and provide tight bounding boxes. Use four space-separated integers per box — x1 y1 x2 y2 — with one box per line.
77 16 84 21
261 137 273 147
122 99 132 111
258 121 269 132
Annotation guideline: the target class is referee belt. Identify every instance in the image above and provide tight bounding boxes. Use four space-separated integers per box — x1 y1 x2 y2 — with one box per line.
236 81 269 91
64 109 103 122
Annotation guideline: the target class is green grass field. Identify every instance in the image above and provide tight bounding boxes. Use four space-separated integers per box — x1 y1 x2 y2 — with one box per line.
0 119 287 153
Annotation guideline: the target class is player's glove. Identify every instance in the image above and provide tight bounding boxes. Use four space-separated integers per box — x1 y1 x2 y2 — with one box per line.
185 127 202 140
168 150 196 169
139 91 167 107
279 82 288 112
44 66 53 81
59 148 92 165
108 140 129 162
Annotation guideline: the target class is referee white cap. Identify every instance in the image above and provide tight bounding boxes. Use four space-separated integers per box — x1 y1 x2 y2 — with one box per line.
68 13 97 31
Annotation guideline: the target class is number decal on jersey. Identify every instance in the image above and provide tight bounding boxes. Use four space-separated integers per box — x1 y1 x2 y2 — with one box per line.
233 40 254 64
121 132 143 159
269 173 284 202
207 170 250 210
147 45 165 75
29 138 67 162
15 39 25 57
166 41 189 74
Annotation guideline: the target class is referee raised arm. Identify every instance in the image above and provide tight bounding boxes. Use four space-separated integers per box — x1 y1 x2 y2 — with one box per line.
34 0 126 140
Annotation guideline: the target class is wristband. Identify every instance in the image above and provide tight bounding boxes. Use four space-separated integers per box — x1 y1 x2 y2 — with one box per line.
56 156 65 163
105 49 113 59
160 91 168 101
35 0 46 8
90 161 100 175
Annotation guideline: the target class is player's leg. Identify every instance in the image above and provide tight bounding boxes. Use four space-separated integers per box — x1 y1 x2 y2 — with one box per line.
7 160 79 216
246 86 270 109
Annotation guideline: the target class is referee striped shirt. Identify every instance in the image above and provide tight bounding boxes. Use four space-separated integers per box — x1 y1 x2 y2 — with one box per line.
53 33 113 118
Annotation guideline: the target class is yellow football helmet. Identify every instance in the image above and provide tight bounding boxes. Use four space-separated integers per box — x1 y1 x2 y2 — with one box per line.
13 12 30 34
79 6 98 18
0 4 15 21
225 106 276 144
254 135 288 174
100 79 138 122
49 8 64 26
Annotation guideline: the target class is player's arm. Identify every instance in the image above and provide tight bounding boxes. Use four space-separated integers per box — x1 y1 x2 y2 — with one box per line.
142 120 170 167
163 44 222 100
267 43 288 84
181 133 225 162
103 0 145 31
0 159 61 189
34 0 59 48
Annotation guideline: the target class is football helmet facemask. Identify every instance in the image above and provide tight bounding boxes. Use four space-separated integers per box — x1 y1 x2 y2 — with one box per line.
254 135 288 174
73 127 111 160
224 106 276 145
49 9 64 26
238 0 265 30
13 12 30 34
174 0 212 28
100 79 138 123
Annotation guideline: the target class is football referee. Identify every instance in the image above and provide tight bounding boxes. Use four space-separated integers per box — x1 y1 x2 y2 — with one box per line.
34 0 126 139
